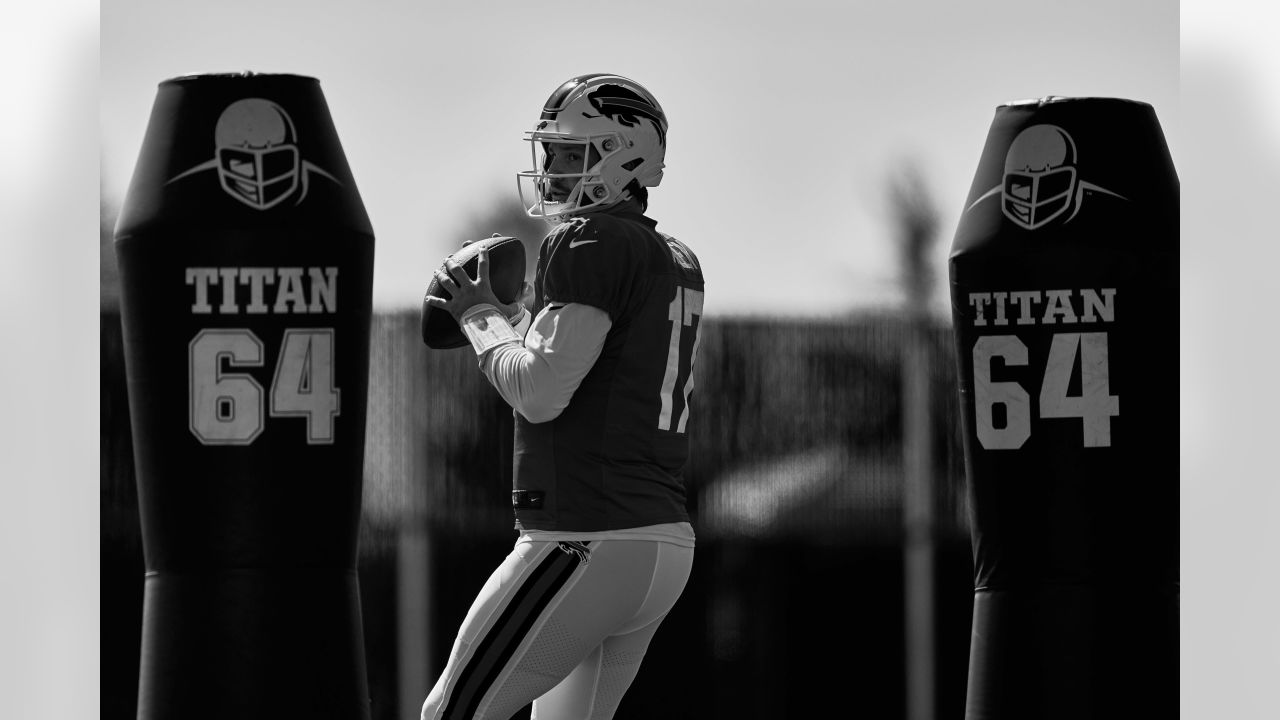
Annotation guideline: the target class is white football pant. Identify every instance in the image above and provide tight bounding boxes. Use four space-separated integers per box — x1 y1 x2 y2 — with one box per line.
422 536 693 720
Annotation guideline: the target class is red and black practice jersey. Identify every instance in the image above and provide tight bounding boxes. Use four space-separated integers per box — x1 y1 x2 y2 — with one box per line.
513 206 705 531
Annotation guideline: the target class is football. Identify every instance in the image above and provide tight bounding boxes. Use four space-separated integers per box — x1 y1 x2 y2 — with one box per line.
421 235 527 349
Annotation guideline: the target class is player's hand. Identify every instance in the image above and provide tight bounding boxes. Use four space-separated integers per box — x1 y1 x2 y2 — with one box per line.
461 233 505 248
424 245 522 323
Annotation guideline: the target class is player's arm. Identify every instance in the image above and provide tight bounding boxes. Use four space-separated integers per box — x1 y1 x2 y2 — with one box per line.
479 302 610 423
425 242 606 422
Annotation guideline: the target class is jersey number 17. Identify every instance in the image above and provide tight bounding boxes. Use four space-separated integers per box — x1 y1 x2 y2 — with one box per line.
658 286 703 433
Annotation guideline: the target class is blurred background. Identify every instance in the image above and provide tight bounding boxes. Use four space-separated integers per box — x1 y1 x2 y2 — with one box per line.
87 0 1206 718
100 0 1181 318
95 1 1181 718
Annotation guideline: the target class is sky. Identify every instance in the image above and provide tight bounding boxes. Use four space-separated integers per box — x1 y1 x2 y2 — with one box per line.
5 1 1280 718
99 0 1180 317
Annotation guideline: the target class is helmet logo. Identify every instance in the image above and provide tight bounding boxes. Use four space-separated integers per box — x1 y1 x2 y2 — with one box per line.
965 124 1124 230
584 84 667 147
1002 124 1076 229
167 98 340 211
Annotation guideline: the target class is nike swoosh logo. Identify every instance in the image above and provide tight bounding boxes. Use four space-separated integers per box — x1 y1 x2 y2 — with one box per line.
568 239 598 249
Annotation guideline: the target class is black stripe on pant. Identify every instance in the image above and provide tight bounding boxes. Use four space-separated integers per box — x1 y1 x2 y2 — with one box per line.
443 542 589 719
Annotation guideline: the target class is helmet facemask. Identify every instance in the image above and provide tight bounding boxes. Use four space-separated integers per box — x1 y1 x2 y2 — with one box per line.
1002 165 1076 229
216 144 300 210
518 131 633 220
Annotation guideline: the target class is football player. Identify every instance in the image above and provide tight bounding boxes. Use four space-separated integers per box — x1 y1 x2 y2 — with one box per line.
421 73 704 720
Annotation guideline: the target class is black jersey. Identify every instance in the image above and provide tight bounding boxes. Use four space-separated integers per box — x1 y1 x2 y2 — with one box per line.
512 206 704 531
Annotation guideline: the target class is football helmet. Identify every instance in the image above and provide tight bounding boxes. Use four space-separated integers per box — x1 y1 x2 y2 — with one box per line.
1001 124 1078 230
518 73 667 221
214 98 300 210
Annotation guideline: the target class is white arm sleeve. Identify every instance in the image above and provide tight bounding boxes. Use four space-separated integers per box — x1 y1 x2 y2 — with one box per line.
479 302 611 424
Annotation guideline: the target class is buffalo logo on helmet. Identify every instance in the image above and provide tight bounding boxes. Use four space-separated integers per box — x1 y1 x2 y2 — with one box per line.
583 84 667 148
539 75 667 146
966 124 1125 230
167 98 340 211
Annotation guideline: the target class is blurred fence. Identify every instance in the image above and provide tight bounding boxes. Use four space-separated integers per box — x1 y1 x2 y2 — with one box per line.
102 309 975 719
